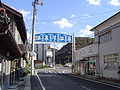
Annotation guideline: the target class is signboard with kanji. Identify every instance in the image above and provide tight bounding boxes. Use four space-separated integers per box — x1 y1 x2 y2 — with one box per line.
35 33 72 43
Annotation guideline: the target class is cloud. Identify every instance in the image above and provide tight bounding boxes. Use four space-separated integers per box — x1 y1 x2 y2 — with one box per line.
53 18 73 29
20 10 31 20
26 31 32 44
27 32 30 39
51 44 64 50
86 0 101 5
109 0 120 6
81 14 91 18
56 44 64 50
41 22 47 24
70 14 76 18
79 25 94 37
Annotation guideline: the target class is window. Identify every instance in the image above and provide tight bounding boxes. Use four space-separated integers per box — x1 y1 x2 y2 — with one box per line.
99 31 112 43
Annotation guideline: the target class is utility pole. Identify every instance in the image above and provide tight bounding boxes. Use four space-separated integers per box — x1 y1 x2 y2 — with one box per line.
31 0 43 75
53 42 56 68
72 32 75 73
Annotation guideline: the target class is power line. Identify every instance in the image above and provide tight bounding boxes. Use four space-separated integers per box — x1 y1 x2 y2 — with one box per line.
37 9 120 23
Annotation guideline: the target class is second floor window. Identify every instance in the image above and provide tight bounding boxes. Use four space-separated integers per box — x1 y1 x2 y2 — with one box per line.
99 31 112 44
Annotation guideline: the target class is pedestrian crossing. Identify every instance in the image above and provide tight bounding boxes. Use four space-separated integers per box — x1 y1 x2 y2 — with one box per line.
40 71 66 74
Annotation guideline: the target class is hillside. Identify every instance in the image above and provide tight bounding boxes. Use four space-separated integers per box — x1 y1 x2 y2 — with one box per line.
55 37 94 65
75 37 94 50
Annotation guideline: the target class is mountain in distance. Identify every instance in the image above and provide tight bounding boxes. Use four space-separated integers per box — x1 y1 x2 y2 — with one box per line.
55 37 94 65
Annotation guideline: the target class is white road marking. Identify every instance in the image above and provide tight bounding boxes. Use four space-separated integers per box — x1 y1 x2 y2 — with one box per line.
59 72 62 74
81 86 91 90
54 72 57 74
36 73 46 90
49 70 52 73
45 71 48 73
69 75 120 89
39 75 57 77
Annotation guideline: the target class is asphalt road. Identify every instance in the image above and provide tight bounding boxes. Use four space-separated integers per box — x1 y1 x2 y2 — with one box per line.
31 67 120 90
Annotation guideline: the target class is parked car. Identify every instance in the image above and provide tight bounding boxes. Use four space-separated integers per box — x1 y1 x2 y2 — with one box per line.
64 63 72 68
47 64 53 68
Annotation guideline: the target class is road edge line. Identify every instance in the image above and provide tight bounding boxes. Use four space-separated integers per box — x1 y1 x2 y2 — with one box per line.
36 73 46 90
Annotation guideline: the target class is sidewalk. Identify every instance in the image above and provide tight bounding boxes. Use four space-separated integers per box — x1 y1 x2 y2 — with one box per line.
84 75 120 86
23 74 31 90
7 74 31 90
72 74 120 86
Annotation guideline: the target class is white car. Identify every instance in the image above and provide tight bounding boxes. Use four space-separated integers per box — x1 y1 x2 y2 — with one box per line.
64 63 72 68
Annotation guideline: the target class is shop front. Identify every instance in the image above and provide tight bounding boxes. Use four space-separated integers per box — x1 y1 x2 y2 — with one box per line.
88 57 96 76
79 56 97 76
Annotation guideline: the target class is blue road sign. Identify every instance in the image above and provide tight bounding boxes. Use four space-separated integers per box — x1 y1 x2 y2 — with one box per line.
35 33 72 43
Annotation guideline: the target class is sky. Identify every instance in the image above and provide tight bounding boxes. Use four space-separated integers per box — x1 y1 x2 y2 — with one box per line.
2 0 120 49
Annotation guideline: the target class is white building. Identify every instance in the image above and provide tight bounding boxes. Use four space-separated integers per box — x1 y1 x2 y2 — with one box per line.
30 44 55 68
75 44 98 75
34 44 50 61
46 49 54 67
91 12 120 80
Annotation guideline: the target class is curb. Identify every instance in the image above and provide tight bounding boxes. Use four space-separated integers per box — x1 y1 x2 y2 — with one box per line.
67 74 120 88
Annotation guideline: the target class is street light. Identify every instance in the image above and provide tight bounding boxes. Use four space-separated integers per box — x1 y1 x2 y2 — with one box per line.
31 0 43 75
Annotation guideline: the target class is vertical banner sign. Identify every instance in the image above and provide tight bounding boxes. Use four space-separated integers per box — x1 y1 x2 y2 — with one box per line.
35 33 72 43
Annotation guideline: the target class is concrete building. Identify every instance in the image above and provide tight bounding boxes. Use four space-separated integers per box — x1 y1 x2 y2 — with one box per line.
34 44 50 61
75 44 98 76
0 3 27 89
29 44 55 68
46 49 53 67
91 11 120 80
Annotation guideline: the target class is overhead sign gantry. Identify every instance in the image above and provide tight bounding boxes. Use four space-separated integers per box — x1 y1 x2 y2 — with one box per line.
34 33 72 43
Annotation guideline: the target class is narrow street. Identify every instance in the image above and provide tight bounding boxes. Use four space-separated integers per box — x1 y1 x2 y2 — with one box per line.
1 1 120 90
31 68 120 90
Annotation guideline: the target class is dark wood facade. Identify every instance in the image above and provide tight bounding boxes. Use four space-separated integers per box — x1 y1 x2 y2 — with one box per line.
0 3 27 60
